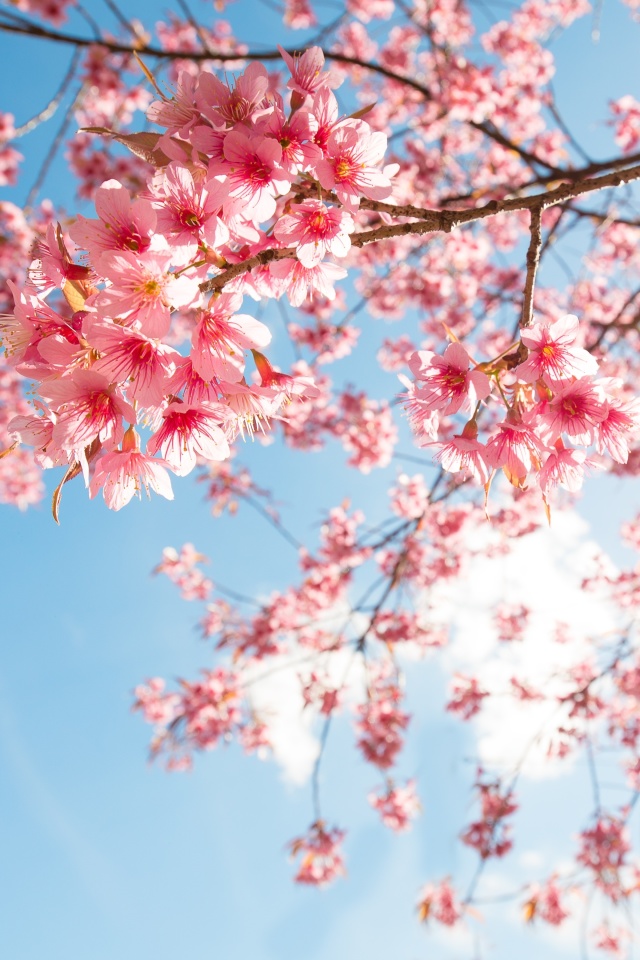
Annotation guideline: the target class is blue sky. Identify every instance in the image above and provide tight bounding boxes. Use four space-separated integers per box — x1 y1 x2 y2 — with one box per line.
1 2 640 958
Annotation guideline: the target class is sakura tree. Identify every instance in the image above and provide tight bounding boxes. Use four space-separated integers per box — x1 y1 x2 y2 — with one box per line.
2 0 640 955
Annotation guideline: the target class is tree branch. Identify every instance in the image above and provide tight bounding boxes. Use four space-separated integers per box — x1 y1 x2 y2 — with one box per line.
200 162 640 295
520 206 543 329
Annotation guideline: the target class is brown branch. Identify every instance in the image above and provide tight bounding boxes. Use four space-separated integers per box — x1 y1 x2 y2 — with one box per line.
0 16 573 176
0 18 435 97
520 206 543 329
201 162 640 295
589 286 640 350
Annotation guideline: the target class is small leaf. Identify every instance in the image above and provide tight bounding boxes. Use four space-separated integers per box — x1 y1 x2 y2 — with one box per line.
0 441 17 460
61 279 87 313
80 128 172 167
133 52 166 99
349 101 377 120
52 461 82 524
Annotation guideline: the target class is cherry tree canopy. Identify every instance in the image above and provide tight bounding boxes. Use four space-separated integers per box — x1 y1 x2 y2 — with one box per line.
2 0 640 956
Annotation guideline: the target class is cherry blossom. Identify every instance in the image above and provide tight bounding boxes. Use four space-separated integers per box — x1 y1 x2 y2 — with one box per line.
4 10 640 957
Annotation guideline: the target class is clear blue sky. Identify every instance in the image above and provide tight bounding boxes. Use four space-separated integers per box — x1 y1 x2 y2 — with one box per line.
1 2 640 958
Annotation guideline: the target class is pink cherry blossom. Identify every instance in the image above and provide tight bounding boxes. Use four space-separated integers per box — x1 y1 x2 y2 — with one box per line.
431 421 491 485
151 164 229 265
147 402 231 475
278 45 340 99
69 179 159 263
315 120 393 209
89 426 174 510
409 342 492 415
515 314 599 385
190 292 271 384
94 251 199 338
197 62 270 127
417 879 462 927
216 132 291 222
369 779 421 831
40 369 135 461
270 257 347 306
274 200 353 267
289 821 346 886
85 318 179 406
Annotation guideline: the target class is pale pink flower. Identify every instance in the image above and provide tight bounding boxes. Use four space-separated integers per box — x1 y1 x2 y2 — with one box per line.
262 104 322 174
610 94 640 153
355 664 409 770
40 369 135 459
310 87 340 153
95 252 199 338
539 440 588 495
447 673 488 720
289 821 346 887
147 401 231 475
8 406 59 468
283 0 317 29
461 779 517 859
132 677 180 727
347 0 394 21
409 343 492 414
197 62 270 127
431 421 491 484
576 816 630 901
89 426 174 510
154 543 213 600
278 45 341 99
175 668 242 751
85 318 179 406
494 602 530 642
595 396 640 464
526 878 569 926
2 282 78 365
401 374 440 441
147 72 201 138
417 879 462 926
69 180 159 264
485 416 545 487
215 132 291 222
152 164 229 265
537 378 607 444
218 380 279 439
274 200 353 267
315 120 393 209
28 222 93 295
515 314 598 384
593 923 626 957
270 257 347 306
369 780 421 831
167 356 222 405
190 292 271 383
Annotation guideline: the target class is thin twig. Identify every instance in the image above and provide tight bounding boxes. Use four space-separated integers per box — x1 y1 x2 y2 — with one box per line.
175 0 213 55
520 206 543 329
13 47 81 138
24 83 85 211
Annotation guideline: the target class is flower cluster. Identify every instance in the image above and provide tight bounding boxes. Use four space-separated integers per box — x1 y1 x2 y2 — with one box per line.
288 821 346 886
406 315 640 501
3 47 395 511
